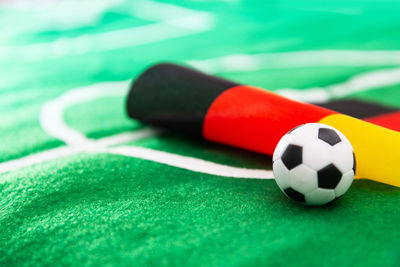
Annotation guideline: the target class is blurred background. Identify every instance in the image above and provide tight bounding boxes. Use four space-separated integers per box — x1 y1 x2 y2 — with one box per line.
2 0 400 99
2 0 400 162
2 1 400 266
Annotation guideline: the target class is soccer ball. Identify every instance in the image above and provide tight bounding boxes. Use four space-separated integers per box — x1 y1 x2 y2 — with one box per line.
272 123 356 206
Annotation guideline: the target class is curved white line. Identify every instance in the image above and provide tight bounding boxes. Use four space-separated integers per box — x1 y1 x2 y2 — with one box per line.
277 67 400 102
328 67 400 98
39 80 130 145
108 146 274 179
35 81 272 180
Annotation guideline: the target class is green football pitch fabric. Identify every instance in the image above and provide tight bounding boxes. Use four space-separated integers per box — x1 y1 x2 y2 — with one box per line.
1 0 400 266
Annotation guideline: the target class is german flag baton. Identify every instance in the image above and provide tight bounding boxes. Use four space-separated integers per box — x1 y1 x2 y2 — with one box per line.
126 63 400 187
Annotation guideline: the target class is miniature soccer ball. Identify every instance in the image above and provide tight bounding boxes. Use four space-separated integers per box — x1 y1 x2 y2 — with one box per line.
273 123 356 206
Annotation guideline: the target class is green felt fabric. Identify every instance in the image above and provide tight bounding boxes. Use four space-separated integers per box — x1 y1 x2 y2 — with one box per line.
1 0 400 266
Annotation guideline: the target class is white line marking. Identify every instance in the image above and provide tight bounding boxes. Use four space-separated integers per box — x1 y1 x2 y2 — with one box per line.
0 130 158 175
277 67 400 102
165 13 214 30
0 0 124 40
95 129 161 148
186 50 400 73
108 146 274 179
39 80 130 145
275 88 331 103
1 22 206 61
0 146 81 175
131 0 213 26
186 50 400 102
328 67 400 98
1 1 214 61
0 137 274 180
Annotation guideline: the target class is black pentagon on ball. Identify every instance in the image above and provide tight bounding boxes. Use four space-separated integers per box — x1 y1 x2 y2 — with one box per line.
353 152 356 174
281 144 303 170
317 164 343 189
318 128 341 146
284 187 306 203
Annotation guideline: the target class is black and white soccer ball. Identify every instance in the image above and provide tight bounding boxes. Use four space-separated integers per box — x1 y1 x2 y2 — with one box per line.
273 123 356 206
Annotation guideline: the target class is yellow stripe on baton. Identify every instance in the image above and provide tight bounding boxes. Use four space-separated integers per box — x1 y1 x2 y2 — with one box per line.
320 114 400 187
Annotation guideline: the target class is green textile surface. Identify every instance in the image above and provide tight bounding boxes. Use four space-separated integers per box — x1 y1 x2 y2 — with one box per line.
1 0 400 266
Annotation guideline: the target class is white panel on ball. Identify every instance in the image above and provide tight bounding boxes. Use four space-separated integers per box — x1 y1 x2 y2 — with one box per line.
272 160 292 189
289 165 318 195
305 188 335 206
